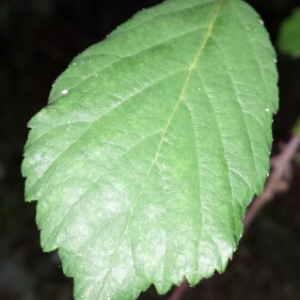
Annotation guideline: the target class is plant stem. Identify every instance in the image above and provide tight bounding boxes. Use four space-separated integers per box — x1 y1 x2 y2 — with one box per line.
243 134 300 228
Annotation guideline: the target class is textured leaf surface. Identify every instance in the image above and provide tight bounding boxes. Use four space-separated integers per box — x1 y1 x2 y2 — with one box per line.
22 0 278 300
278 6 300 58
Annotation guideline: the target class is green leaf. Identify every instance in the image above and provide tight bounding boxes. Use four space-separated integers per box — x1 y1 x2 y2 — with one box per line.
22 0 278 299
278 6 300 58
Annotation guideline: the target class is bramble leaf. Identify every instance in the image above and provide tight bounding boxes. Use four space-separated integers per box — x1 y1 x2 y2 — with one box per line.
22 1 278 300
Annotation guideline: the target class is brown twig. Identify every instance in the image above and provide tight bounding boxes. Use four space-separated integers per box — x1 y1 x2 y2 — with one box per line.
243 134 300 228
168 279 189 300
168 134 300 300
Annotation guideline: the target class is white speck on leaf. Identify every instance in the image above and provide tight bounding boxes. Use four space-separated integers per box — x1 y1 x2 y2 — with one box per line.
265 108 270 112
62 89 68 95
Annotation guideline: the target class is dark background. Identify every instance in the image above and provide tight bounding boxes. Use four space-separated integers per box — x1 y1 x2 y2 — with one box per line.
0 0 300 299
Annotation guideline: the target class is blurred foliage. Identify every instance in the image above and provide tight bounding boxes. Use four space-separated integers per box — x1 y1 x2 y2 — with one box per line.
278 6 300 58
293 117 300 135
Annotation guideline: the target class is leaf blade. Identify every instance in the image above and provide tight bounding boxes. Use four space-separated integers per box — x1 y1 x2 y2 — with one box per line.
22 1 278 300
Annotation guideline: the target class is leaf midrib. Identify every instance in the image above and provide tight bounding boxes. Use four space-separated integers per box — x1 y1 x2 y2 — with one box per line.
97 0 225 296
